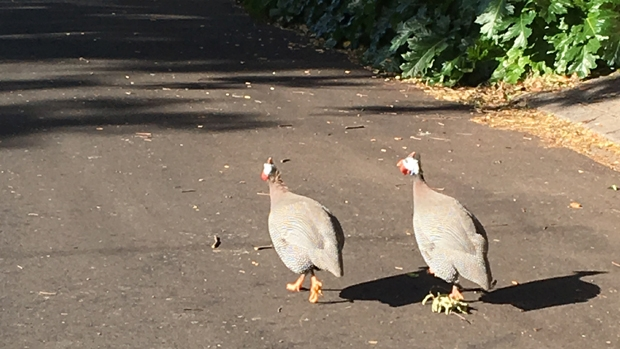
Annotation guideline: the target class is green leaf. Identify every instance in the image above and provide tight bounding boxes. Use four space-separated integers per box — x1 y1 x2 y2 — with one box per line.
538 0 572 23
400 36 449 78
390 17 428 53
567 39 601 77
475 0 515 43
597 6 620 65
491 47 530 83
502 10 536 49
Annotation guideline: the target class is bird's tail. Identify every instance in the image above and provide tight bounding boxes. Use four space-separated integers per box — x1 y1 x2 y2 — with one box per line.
314 245 343 278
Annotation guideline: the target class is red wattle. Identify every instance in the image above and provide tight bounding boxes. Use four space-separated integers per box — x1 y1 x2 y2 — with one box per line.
399 164 409 175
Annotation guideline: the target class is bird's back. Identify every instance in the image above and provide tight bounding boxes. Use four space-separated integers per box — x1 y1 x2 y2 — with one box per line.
269 192 344 277
413 180 492 289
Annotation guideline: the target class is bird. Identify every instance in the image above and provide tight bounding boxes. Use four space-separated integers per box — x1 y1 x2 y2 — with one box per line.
261 157 345 303
397 151 494 300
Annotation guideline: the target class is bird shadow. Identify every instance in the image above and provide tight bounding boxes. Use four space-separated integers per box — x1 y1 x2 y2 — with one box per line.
338 269 605 311
479 271 605 311
338 267 451 307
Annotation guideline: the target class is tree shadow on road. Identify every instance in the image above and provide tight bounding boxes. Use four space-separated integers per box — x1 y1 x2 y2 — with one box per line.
479 270 605 311
522 74 619 108
0 0 373 148
314 103 472 118
0 97 279 148
338 267 452 307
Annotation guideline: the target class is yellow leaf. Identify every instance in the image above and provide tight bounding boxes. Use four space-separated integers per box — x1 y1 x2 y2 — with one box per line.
569 202 583 209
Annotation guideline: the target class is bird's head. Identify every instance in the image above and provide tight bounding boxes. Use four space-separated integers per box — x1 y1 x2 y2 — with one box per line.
261 157 276 181
396 151 421 176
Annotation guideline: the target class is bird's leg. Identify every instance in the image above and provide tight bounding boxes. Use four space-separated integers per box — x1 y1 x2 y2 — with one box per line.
286 274 306 292
308 271 323 303
449 285 465 300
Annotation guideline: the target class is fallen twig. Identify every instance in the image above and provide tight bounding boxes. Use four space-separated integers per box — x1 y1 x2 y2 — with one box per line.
453 312 472 325
612 261 620 268
211 236 221 249
135 132 152 141
345 125 365 130
254 245 273 251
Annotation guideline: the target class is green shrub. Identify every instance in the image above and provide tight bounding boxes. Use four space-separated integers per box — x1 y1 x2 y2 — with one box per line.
241 0 620 86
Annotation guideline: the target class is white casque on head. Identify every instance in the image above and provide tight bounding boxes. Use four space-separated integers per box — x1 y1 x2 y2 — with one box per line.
263 163 274 176
403 157 420 175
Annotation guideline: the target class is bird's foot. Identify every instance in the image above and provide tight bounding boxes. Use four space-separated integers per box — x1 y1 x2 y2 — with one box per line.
427 268 434 275
286 274 306 292
449 285 465 301
308 275 323 303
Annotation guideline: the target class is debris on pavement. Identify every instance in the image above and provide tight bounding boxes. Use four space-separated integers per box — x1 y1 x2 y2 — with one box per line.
135 132 152 141
344 125 365 130
211 236 221 249
569 202 583 209
253 245 273 251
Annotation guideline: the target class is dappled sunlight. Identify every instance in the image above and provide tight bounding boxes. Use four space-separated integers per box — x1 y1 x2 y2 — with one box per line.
0 0 374 148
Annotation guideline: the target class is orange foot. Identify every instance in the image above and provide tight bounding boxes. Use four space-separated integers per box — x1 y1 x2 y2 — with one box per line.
308 275 323 303
427 268 434 275
286 274 306 292
449 285 464 300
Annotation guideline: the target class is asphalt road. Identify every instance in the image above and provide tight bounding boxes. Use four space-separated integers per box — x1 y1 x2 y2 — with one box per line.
1 1 619 348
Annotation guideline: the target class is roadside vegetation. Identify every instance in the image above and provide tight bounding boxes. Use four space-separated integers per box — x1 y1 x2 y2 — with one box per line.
241 0 620 172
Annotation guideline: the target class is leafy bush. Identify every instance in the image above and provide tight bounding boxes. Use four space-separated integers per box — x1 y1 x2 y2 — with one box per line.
241 0 620 86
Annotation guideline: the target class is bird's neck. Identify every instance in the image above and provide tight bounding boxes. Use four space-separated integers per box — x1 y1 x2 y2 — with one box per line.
412 173 428 195
268 172 289 197
412 172 425 183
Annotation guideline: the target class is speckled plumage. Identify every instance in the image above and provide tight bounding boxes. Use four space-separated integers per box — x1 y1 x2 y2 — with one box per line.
265 166 344 279
401 153 493 292
413 177 493 290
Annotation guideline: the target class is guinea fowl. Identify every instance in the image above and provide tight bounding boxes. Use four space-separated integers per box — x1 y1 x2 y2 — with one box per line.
397 151 494 300
261 157 345 303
